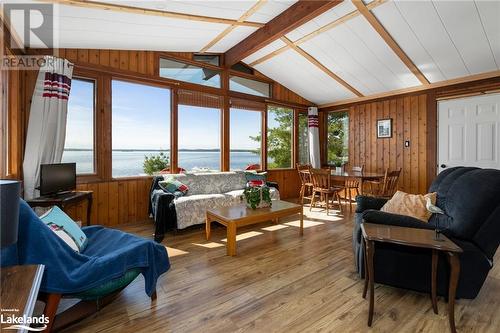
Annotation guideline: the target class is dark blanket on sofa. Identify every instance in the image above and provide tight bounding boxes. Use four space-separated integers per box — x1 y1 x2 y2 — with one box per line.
1 200 170 296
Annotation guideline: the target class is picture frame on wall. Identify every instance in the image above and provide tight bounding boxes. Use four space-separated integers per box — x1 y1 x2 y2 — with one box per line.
377 119 392 138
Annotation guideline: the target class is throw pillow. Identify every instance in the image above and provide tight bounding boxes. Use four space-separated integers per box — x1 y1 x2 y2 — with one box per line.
380 191 437 222
159 178 189 196
39 206 88 252
244 171 267 183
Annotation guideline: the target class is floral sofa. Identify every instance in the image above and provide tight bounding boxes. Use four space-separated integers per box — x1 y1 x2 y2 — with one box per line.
149 172 279 242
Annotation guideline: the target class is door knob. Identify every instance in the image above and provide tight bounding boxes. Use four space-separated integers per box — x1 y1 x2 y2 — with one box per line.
440 164 447 168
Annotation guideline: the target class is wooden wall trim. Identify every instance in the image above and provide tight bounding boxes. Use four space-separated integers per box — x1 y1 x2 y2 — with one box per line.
319 71 500 110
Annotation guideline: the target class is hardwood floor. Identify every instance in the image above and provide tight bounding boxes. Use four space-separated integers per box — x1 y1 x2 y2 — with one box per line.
63 203 500 333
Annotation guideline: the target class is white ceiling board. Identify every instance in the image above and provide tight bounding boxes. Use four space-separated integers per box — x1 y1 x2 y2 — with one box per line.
389 0 469 80
297 14 420 95
372 1 446 83
207 26 258 53
8 3 229 50
285 0 356 42
343 15 421 89
246 0 297 23
242 39 287 64
300 34 380 95
475 0 500 69
433 0 498 73
100 0 260 21
254 49 356 105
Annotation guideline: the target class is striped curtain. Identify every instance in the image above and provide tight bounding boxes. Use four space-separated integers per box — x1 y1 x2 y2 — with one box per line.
308 106 321 168
23 56 73 199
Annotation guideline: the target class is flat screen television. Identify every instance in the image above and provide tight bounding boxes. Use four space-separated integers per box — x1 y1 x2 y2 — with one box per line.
40 163 76 196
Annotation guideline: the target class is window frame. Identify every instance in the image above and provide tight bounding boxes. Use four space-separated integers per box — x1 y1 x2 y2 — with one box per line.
228 106 264 171
265 104 296 170
68 69 102 184
158 55 223 89
110 77 173 179
64 76 98 176
229 75 271 98
325 109 350 167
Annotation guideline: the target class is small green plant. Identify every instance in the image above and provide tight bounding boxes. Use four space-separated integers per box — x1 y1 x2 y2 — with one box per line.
243 185 272 209
332 157 344 168
143 152 169 175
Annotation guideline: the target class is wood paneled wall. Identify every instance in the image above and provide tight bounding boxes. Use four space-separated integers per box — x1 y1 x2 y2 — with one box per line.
16 48 307 226
345 93 432 194
320 77 500 195
61 179 153 226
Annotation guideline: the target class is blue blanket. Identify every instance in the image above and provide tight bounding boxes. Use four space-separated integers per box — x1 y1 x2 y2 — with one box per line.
1 200 170 296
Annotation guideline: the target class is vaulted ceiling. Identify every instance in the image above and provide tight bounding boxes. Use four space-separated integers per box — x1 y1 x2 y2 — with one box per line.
5 0 500 106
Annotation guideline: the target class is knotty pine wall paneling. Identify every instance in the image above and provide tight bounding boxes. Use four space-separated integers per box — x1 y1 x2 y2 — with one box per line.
331 93 430 194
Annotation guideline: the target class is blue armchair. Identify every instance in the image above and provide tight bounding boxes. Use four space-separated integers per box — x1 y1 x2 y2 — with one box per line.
1 200 170 332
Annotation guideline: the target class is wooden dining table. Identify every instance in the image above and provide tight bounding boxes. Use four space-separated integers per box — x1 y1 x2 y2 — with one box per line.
329 170 385 195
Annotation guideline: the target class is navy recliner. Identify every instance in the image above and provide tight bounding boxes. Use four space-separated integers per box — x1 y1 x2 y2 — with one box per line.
353 167 500 299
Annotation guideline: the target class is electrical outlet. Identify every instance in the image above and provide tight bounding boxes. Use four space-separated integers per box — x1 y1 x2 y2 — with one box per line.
404 140 410 147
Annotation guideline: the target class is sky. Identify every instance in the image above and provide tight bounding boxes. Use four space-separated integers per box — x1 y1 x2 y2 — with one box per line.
65 79 264 151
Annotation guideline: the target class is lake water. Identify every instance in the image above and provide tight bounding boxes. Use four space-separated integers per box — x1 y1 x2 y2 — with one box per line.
62 150 261 177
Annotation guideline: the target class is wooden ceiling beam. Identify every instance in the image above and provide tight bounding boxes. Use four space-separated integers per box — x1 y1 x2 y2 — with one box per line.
352 0 429 85
224 0 343 67
282 37 363 97
36 0 265 28
200 0 267 54
248 0 387 67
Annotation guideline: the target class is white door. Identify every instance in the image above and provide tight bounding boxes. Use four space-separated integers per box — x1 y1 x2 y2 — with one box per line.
438 93 500 173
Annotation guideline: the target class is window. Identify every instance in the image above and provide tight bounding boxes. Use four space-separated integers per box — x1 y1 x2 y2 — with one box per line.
112 80 171 177
62 78 95 174
231 63 253 75
178 90 222 172
229 76 270 97
230 105 262 171
159 57 221 88
298 112 309 165
327 111 349 165
267 105 293 169
193 54 220 66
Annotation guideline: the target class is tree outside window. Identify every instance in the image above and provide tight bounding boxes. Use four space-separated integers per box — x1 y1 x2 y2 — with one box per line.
327 111 349 165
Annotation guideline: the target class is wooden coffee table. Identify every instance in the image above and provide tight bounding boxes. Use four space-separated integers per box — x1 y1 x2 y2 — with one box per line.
206 200 303 256
361 223 463 333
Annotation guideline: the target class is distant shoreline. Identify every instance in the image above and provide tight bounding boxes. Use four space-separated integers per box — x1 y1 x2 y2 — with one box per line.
65 148 257 153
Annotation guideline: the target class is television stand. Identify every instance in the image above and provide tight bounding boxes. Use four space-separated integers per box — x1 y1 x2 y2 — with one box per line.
27 191 93 226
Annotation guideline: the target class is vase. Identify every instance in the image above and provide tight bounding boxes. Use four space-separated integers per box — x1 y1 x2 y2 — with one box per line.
336 167 342 173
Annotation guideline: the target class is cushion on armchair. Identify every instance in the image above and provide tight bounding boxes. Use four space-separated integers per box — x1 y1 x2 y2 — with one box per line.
380 191 436 222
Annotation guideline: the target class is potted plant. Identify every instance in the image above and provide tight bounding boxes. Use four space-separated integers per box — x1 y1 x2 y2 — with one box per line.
243 183 272 209
143 152 169 175
332 157 344 173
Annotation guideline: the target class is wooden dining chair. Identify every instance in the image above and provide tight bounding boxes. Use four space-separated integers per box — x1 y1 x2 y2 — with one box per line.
344 165 364 212
310 168 343 215
366 168 402 198
296 164 313 206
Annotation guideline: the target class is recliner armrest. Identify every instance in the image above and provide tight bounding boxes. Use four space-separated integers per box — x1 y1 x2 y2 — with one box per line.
362 210 435 230
355 196 388 213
